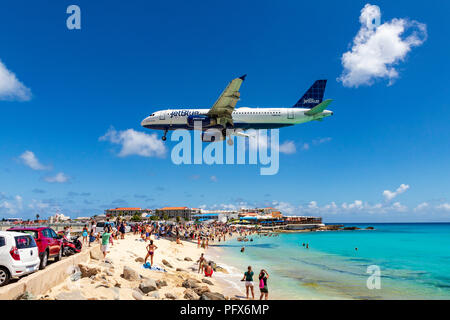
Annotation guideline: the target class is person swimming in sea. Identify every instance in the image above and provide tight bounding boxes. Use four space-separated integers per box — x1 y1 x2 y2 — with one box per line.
241 246 245 253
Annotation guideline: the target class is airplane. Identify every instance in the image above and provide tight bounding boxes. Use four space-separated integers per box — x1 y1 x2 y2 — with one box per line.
141 75 333 145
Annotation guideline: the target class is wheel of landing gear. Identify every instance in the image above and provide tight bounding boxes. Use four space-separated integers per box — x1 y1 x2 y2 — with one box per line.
227 139 234 146
162 136 167 141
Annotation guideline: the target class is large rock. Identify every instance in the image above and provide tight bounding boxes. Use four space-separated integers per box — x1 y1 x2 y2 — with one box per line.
55 290 86 300
184 257 193 261
132 290 143 300
176 268 188 272
78 263 101 278
194 285 210 296
139 279 158 294
135 257 145 263
162 259 173 268
156 279 168 288
215 266 228 274
183 289 200 300
122 266 140 281
165 293 177 300
90 247 104 260
201 292 226 300
182 279 200 289
149 291 160 299
202 279 214 285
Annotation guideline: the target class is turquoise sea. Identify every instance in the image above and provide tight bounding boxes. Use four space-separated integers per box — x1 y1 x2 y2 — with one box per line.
210 223 450 299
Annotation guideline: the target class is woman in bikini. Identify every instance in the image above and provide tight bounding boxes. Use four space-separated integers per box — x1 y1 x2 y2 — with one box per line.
145 240 158 266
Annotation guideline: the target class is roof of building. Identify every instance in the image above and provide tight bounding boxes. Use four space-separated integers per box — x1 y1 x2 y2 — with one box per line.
108 207 142 211
159 207 189 210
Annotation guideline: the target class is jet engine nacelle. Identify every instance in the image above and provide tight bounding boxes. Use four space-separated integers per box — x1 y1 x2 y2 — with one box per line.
187 115 217 128
201 130 225 142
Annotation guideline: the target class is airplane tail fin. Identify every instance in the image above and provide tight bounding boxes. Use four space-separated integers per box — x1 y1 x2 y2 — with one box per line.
293 80 327 108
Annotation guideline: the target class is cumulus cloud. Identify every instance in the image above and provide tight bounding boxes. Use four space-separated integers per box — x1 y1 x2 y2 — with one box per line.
99 127 167 158
0 60 31 101
383 183 410 201
437 203 450 211
338 4 427 87
44 172 69 183
414 202 429 211
0 195 23 215
279 141 296 154
19 151 50 170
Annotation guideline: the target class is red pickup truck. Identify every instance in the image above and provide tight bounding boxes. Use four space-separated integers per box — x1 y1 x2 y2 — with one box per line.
6 227 63 269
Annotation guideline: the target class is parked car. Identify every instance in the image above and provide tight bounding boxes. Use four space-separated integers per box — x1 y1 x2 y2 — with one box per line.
95 221 116 234
7 227 63 270
0 231 40 286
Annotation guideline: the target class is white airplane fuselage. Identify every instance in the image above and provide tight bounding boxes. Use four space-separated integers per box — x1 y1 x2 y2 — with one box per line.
141 107 333 131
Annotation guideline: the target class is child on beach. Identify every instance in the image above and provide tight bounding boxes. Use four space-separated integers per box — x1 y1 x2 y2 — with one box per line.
144 240 158 266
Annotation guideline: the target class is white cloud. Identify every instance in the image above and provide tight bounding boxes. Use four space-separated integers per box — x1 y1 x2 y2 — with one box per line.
312 137 332 145
437 203 450 211
99 127 167 158
0 60 32 101
414 202 429 211
279 141 296 154
210 175 218 182
338 4 427 87
0 195 23 215
19 151 50 170
383 183 410 201
44 172 69 183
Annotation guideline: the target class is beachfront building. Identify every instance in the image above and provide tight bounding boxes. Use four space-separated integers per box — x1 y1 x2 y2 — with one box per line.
155 207 201 221
49 213 71 223
284 216 324 230
105 207 152 217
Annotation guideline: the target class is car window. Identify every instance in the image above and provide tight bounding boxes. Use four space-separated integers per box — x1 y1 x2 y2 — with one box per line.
15 235 37 249
21 230 38 239
42 229 52 238
0 236 5 247
50 229 58 238
96 222 105 228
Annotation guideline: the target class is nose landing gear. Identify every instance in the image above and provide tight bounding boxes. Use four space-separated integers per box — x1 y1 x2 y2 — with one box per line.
162 129 168 141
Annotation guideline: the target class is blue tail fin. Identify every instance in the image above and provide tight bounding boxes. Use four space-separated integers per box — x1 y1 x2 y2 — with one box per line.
293 80 327 108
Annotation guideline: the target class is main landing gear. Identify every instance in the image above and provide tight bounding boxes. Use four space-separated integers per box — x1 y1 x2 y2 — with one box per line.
223 128 234 146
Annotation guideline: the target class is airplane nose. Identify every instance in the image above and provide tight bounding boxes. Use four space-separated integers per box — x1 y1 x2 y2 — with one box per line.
141 117 147 127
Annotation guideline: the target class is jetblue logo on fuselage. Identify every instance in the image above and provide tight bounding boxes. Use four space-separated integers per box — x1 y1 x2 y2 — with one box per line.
170 110 201 118
304 98 319 104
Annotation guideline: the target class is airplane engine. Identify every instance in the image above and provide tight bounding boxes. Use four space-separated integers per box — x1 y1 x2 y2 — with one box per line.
201 130 225 142
187 115 216 128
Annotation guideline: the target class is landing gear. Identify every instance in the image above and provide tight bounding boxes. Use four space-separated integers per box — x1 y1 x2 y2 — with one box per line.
162 129 168 141
227 138 234 146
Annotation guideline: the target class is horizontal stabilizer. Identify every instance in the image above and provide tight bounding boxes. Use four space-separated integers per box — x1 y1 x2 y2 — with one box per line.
305 99 333 116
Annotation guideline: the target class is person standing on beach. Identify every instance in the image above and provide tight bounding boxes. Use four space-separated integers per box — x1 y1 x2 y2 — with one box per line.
81 224 88 245
101 227 112 259
145 240 158 266
241 266 255 300
198 253 206 274
258 269 269 300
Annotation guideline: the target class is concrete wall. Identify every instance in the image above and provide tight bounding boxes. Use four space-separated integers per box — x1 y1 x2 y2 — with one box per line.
0 245 99 300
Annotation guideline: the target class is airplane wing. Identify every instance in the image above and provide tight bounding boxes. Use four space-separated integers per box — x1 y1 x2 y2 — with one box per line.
207 75 246 128
230 130 253 138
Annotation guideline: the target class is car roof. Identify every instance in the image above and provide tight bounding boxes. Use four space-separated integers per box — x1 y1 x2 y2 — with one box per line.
7 226 47 231
0 230 33 237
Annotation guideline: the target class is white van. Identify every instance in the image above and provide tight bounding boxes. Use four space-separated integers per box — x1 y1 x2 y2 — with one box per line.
0 231 40 286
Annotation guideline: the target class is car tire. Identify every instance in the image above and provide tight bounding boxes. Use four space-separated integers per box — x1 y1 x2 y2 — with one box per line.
39 250 48 270
0 267 11 287
55 246 62 262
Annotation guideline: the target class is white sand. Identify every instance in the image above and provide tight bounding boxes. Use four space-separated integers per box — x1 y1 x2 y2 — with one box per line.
38 233 242 300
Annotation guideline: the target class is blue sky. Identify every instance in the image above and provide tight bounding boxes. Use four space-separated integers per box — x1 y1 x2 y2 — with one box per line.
1 0 449 222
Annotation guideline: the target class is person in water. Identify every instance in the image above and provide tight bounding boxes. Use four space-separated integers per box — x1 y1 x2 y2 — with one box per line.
241 246 245 253
145 240 158 266
241 266 255 300
204 262 213 277
258 269 269 300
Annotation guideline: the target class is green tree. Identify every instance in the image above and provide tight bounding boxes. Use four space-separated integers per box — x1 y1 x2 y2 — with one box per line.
130 214 142 222
176 216 181 223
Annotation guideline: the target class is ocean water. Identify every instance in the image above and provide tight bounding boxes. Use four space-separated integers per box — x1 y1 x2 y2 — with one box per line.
209 223 450 300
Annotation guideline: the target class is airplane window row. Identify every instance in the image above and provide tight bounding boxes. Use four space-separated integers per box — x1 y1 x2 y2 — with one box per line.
232 111 281 115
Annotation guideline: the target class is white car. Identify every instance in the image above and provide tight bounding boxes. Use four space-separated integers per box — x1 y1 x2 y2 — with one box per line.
0 231 40 286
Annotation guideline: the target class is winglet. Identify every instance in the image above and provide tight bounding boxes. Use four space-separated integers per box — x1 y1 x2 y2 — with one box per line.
239 74 247 81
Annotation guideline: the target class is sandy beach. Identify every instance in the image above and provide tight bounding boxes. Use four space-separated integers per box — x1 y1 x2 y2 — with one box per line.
37 233 244 300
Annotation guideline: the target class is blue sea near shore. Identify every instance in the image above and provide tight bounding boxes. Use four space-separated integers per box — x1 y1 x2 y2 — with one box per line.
209 223 450 300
